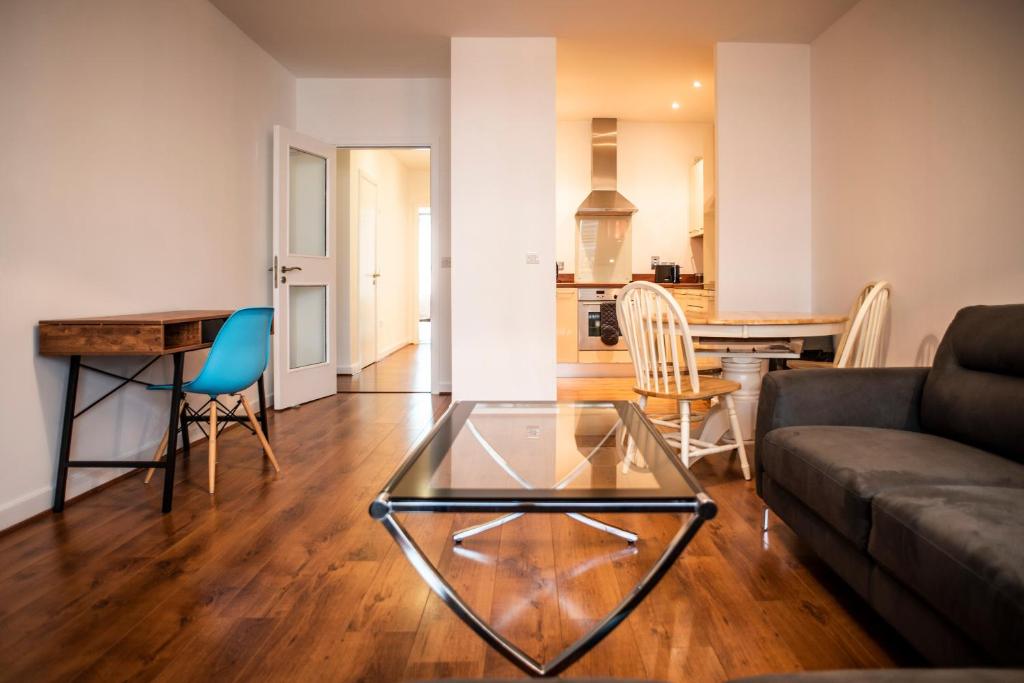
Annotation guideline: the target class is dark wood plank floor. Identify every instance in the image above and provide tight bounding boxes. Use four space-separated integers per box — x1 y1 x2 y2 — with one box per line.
0 387 916 682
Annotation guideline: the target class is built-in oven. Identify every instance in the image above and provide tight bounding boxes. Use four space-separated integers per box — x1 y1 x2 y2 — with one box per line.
577 287 627 351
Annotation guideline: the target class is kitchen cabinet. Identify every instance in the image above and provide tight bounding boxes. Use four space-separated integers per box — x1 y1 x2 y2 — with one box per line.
674 289 715 317
578 350 631 363
556 289 578 363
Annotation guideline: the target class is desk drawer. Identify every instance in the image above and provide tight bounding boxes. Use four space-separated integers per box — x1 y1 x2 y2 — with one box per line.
39 323 165 355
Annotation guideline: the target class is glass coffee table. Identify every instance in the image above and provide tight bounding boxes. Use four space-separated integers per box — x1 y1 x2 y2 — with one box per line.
369 401 717 678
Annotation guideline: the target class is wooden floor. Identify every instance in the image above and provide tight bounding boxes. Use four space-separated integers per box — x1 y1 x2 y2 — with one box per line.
338 343 431 393
0 383 916 682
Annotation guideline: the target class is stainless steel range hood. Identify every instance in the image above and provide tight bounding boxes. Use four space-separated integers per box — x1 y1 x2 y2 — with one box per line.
576 118 637 216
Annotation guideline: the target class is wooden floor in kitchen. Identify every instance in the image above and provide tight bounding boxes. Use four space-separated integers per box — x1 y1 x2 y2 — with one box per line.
0 382 917 683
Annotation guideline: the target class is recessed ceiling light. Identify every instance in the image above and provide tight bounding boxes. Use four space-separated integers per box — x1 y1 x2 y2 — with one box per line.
693 80 702 88
671 102 681 110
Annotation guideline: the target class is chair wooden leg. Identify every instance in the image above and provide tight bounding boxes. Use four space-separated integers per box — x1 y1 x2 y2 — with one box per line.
144 427 171 485
679 400 691 468
240 394 280 472
208 398 217 495
145 400 184 485
724 394 751 480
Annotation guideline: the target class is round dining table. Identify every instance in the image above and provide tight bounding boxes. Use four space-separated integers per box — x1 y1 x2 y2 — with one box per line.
682 310 848 446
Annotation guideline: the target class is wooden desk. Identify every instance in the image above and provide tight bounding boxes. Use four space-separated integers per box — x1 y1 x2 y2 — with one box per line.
39 310 234 356
38 310 269 514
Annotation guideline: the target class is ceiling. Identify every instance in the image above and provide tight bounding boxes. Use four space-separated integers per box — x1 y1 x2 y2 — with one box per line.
211 0 858 122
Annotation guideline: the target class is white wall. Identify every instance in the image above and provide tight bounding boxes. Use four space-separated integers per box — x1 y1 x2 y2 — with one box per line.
336 149 422 371
0 0 295 529
450 37 557 400
715 43 811 311
811 0 1024 365
557 120 713 276
297 78 452 391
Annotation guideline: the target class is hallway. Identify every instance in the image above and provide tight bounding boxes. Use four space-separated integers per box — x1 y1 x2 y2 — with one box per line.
337 343 431 393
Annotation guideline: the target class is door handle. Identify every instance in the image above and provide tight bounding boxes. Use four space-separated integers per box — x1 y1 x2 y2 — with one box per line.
281 266 303 273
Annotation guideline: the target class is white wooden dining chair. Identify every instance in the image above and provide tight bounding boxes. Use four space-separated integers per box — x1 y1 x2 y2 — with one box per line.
616 281 751 480
788 281 891 369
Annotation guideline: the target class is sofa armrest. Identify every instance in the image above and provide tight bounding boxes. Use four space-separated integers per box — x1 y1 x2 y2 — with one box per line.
754 367 929 495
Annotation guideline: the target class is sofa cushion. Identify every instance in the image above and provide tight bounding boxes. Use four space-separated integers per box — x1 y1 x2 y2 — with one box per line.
870 485 1024 663
921 304 1024 464
761 426 1024 548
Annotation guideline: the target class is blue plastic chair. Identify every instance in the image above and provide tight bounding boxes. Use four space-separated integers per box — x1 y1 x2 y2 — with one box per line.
145 307 279 494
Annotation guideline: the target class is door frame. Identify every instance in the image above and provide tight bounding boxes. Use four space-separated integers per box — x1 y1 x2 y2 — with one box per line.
355 169 379 371
332 136 446 395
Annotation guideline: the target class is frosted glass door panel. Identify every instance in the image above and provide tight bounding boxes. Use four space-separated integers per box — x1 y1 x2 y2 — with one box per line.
289 148 327 257
289 285 327 369
576 217 632 283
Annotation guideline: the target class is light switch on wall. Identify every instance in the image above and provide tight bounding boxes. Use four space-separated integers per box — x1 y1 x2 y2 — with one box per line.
651 256 660 268
525 252 540 265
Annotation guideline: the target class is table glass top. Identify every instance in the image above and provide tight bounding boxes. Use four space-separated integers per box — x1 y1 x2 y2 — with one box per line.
386 401 702 504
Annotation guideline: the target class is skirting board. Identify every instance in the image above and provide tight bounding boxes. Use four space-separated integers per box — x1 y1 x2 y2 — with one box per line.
0 433 185 531
557 362 635 378
0 389 274 532
337 340 414 376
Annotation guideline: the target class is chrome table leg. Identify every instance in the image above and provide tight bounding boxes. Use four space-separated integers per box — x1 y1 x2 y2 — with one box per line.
566 513 637 544
381 509 705 678
453 512 523 543
453 511 637 544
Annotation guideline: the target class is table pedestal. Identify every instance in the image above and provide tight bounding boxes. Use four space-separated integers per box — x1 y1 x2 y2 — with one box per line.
694 356 767 445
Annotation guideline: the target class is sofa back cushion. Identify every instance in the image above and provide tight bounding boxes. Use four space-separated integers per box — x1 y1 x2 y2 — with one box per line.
921 304 1024 462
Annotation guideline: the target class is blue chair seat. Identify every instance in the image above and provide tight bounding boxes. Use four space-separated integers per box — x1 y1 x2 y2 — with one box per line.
147 307 273 397
143 307 278 495
148 381 194 392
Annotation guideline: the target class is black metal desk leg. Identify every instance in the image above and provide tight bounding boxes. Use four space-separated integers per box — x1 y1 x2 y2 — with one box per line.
52 355 81 513
257 374 270 439
179 400 191 460
161 352 185 513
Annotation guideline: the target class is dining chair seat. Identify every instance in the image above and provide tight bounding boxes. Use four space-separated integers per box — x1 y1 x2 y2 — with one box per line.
633 376 741 401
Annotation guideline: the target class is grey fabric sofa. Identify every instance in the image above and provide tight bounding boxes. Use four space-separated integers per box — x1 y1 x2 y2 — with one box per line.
731 670 1024 682
755 304 1024 666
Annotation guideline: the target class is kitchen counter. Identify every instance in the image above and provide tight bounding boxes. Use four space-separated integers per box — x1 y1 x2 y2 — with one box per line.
556 281 713 290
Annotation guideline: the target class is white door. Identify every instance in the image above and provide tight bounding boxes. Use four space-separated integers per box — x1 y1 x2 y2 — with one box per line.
357 173 379 368
272 125 337 409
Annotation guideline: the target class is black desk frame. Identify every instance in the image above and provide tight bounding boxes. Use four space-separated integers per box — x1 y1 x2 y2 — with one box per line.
52 354 270 514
